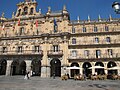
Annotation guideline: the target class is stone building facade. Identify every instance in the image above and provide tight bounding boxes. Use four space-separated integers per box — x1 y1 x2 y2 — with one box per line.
0 0 120 77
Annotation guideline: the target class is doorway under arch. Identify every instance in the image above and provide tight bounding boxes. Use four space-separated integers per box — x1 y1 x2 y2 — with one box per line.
11 61 19 75
31 59 41 76
95 62 105 75
70 62 79 77
0 59 7 75
82 62 92 77
19 61 26 75
107 61 117 75
50 58 61 77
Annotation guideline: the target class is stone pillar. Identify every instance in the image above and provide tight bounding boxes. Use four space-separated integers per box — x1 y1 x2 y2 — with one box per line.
91 62 95 75
41 41 48 77
46 66 50 77
116 62 120 75
41 66 50 77
104 62 108 75
61 66 67 76
6 60 13 76
25 60 32 72
79 62 83 75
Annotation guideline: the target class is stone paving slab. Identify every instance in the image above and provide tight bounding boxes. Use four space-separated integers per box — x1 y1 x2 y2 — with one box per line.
0 76 120 90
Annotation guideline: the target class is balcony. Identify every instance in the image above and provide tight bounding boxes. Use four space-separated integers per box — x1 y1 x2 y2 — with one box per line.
69 39 120 48
0 50 43 56
47 50 63 56
68 53 120 62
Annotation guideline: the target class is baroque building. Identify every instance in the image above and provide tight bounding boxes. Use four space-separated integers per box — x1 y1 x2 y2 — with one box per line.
0 0 120 77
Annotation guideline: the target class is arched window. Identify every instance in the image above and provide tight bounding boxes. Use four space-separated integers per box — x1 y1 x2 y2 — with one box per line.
17 46 23 53
72 26 75 33
107 49 113 56
72 38 76 44
96 50 101 58
94 26 98 32
30 8 34 15
106 37 111 43
84 50 89 57
23 7 28 15
83 27 86 32
17 9 21 16
34 46 40 52
105 26 109 31
19 27 24 35
71 50 77 57
95 37 99 43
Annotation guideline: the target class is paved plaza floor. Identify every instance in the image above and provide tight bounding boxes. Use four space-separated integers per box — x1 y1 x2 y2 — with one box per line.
0 76 120 90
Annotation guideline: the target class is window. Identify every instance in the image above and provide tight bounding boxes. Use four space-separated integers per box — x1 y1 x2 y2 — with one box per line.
23 7 28 15
105 26 109 31
17 9 21 16
17 46 22 53
107 49 113 56
106 37 111 43
84 50 89 57
82 27 86 32
34 46 40 52
53 45 59 52
94 26 98 32
2 47 7 53
72 26 75 33
95 37 99 43
30 8 34 15
19 27 24 35
96 50 101 58
72 38 76 44
71 50 77 57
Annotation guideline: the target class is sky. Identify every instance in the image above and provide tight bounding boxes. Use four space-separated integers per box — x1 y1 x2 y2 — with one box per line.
0 0 120 20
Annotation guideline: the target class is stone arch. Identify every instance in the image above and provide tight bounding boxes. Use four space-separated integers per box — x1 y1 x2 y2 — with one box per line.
11 60 19 75
107 61 117 75
70 62 79 77
82 62 92 77
31 59 41 76
19 61 26 75
0 59 7 75
95 62 105 75
50 58 61 77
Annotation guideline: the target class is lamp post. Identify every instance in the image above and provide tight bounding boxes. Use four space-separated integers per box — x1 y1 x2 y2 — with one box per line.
112 1 120 14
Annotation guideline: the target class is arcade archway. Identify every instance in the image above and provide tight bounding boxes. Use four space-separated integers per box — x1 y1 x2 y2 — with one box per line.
0 59 7 75
11 61 19 75
107 61 117 75
19 61 26 75
50 58 61 77
31 59 41 76
70 62 79 77
82 62 92 77
95 62 105 75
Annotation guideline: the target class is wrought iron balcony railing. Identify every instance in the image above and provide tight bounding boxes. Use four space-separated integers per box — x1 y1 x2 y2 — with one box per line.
69 39 120 46
0 50 43 56
69 27 120 34
47 50 63 56
68 53 120 60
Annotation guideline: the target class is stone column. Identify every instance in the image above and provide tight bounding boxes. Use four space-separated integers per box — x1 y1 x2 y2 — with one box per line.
25 60 32 72
41 41 49 77
104 62 108 75
91 62 95 75
61 67 67 76
46 66 50 77
79 62 83 75
6 60 13 76
41 67 47 77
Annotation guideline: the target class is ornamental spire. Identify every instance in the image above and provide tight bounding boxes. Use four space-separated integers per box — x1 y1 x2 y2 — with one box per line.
88 15 90 22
